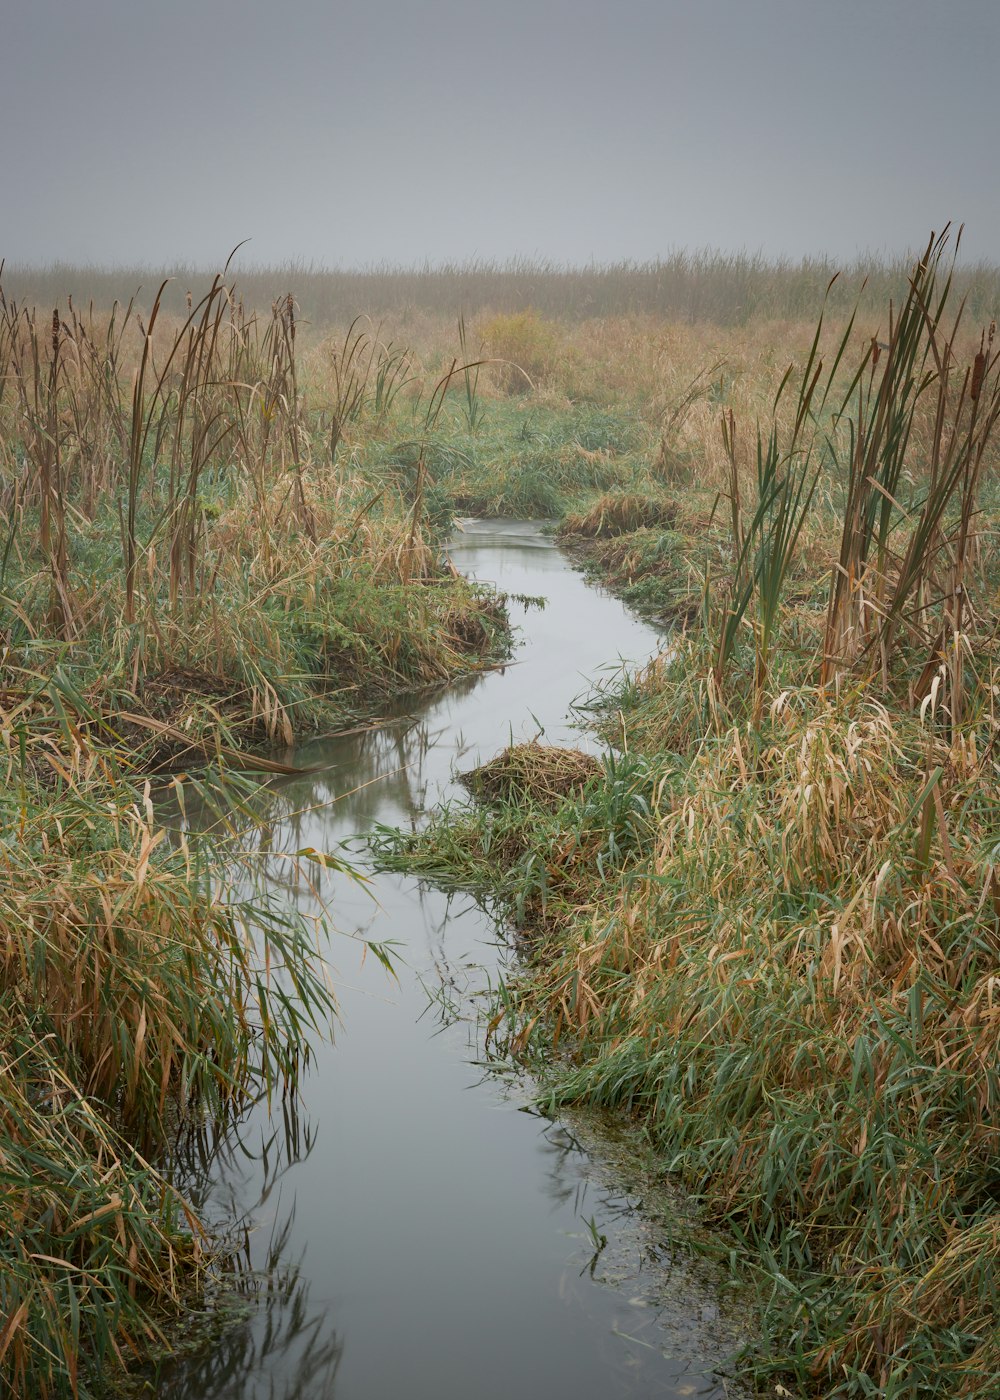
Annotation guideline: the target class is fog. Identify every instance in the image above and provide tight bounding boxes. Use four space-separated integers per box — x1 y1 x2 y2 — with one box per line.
4 0 998 268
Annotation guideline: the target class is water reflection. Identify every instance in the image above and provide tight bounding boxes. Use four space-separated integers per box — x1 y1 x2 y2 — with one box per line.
155 1262 343 1400
159 523 745 1400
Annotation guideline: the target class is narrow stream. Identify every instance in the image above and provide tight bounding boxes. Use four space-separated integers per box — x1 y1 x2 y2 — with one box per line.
157 521 745 1400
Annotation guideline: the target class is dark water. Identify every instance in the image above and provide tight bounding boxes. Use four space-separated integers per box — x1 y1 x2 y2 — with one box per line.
157 521 745 1400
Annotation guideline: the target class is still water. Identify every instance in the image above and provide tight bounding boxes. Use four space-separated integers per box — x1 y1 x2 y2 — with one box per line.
158 521 745 1399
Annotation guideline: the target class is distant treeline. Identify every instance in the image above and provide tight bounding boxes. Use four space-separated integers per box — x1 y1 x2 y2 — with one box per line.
4 248 1000 326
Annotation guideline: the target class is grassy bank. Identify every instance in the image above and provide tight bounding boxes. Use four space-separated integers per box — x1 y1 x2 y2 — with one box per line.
376 233 1000 1396
0 706 337 1396
0 271 514 1394
0 274 513 757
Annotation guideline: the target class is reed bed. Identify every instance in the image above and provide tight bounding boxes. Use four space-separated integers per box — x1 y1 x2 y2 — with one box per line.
5 248 1000 328
0 268 509 747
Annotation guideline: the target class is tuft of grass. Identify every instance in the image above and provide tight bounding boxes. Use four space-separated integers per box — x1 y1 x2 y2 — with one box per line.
462 742 600 805
561 490 676 539
480 309 564 393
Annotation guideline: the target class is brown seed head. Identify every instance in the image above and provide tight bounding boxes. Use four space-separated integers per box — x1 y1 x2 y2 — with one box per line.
971 350 986 402
51 308 59 358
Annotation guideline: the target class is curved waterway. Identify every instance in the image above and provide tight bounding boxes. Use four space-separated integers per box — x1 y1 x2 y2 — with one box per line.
157 521 746 1400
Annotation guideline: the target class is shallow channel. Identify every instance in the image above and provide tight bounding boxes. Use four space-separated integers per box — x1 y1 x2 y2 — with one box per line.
156 520 744 1400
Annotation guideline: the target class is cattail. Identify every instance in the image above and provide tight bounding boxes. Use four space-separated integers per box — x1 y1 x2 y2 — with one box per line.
971 340 987 402
51 308 59 359
186 290 192 311
285 292 295 343
871 336 880 368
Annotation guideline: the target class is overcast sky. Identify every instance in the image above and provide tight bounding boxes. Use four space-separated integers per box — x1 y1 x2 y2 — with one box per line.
4 0 998 269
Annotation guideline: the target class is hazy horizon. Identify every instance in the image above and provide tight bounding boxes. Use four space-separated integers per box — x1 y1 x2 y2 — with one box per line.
4 241 997 276
5 0 999 270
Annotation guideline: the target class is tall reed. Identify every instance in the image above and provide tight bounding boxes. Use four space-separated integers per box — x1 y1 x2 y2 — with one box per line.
821 228 1000 727
6 249 1000 327
712 286 848 713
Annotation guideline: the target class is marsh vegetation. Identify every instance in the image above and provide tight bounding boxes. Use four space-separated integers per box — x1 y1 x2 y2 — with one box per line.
377 230 1000 1398
3 228 999 1396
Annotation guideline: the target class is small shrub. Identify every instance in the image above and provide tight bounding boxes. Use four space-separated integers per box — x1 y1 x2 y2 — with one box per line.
481 310 564 394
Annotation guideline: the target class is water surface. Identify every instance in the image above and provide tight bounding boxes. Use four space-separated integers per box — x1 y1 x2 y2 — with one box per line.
158 521 744 1399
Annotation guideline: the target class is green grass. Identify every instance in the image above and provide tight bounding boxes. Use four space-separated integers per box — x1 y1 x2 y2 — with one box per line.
373 233 1000 1398
366 400 653 520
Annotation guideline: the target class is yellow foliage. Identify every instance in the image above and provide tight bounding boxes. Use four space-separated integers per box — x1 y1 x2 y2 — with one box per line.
480 309 564 393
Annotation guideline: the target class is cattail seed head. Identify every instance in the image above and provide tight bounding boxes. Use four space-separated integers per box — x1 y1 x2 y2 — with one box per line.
971 350 986 402
51 308 59 358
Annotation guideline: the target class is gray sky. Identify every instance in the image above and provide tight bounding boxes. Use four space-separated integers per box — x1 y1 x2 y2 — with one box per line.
4 0 998 268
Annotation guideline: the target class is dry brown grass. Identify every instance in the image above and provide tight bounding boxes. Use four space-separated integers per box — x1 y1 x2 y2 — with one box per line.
463 742 600 806
0 691 336 1395
561 490 676 538
375 234 1000 1396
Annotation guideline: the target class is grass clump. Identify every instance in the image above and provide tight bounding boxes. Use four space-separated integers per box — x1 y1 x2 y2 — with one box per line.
561 489 676 538
481 309 566 393
462 742 601 805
